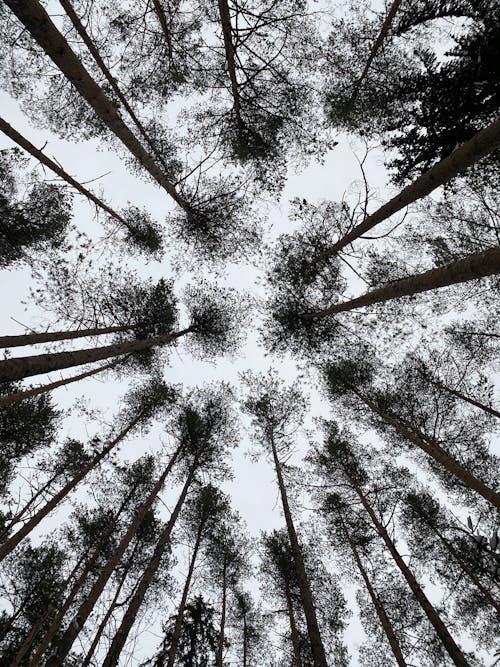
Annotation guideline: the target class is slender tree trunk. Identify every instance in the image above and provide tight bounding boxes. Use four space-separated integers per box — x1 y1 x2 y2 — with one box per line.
308 246 500 318
217 0 243 125
322 116 500 254
0 324 132 349
28 483 142 667
0 326 194 382
3 0 191 212
81 546 139 667
0 358 122 408
284 578 303 667
45 445 182 666
1 470 60 536
270 436 328 667
347 474 471 667
217 557 227 667
0 410 145 562
152 0 174 62
10 605 54 667
340 518 407 667
101 467 196 667
422 372 500 420
166 525 205 667
352 388 500 509
349 0 402 106
242 608 248 667
0 116 135 232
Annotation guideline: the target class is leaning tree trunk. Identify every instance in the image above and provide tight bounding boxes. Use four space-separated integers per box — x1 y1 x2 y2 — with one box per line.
340 518 407 667
348 0 402 107
3 0 191 212
166 524 205 667
0 409 146 562
347 474 471 667
152 0 174 62
102 467 196 667
321 116 500 254
0 116 136 234
46 444 182 666
0 324 132 348
270 435 328 667
11 605 54 667
421 372 500 420
217 557 228 667
0 358 123 408
308 246 500 318
284 578 303 667
0 326 193 382
351 388 500 509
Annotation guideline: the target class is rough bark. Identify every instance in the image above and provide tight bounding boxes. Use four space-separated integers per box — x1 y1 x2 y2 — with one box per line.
217 557 227 667
323 116 500 254
0 411 145 562
46 445 181 666
309 246 500 317
0 358 122 408
166 525 205 667
270 436 328 667
0 326 193 382
0 324 131 349
340 518 407 667
353 388 500 509
349 0 402 106
284 578 303 667
347 475 471 667
3 0 190 211
0 116 135 232
101 468 195 667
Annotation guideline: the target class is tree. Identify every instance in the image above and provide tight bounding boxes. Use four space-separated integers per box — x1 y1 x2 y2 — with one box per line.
243 372 329 667
0 148 72 267
231 590 265 667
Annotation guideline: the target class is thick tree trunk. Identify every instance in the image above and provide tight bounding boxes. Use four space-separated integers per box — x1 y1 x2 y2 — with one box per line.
324 116 500 254
354 389 500 509
0 326 193 382
0 358 122 408
340 519 407 667
3 0 191 211
217 557 228 667
284 578 303 667
0 116 135 233
309 246 500 317
0 324 131 349
0 410 145 562
348 475 470 667
45 445 181 666
349 0 402 106
270 437 328 667
217 0 243 124
166 525 204 667
101 468 195 667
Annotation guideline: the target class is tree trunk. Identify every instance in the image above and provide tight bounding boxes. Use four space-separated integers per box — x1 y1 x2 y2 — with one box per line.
102 468 196 667
0 116 135 233
242 608 248 667
152 0 174 62
0 358 122 408
166 525 205 667
0 326 193 382
3 0 191 212
11 605 54 667
0 324 132 349
270 437 328 667
309 246 500 317
323 116 500 254
284 578 303 667
353 389 500 509
340 518 407 667
422 372 500 420
45 445 182 666
348 0 402 106
217 0 243 125
347 475 471 667
217 557 227 667
0 410 145 562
